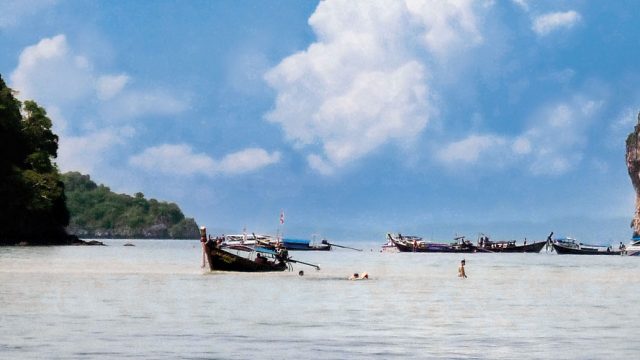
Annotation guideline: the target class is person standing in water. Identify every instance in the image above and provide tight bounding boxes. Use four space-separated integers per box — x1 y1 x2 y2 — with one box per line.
458 260 467 278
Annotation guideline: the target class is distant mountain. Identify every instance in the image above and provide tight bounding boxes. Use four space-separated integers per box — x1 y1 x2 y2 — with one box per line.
62 172 199 239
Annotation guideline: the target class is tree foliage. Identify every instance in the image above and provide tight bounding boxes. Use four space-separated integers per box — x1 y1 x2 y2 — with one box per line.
0 74 71 244
62 172 199 239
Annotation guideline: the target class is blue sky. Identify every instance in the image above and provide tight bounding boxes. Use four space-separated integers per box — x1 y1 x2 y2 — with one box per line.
1 0 639 242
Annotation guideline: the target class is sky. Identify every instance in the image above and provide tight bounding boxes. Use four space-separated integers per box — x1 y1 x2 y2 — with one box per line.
1 0 640 243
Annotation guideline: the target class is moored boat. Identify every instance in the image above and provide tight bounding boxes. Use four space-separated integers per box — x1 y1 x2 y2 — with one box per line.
200 227 320 272
205 243 289 272
476 234 547 253
388 233 476 253
551 237 621 255
623 237 640 256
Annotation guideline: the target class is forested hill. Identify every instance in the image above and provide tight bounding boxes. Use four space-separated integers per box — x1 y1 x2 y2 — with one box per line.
63 172 199 239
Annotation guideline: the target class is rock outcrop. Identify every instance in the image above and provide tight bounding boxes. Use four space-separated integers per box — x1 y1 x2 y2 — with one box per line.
626 112 640 237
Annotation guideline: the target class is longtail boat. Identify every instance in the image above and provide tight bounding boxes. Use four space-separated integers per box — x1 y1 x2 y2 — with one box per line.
551 237 621 255
388 233 476 253
200 227 320 272
475 234 547 253
206 243 289 272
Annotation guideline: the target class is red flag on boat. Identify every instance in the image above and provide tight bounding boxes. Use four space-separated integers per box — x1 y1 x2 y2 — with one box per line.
280 211 285 225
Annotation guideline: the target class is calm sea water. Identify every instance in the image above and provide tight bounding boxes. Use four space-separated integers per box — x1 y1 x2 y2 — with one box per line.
1 239 638 359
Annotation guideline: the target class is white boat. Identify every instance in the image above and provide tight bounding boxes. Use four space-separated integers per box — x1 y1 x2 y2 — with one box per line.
623 237 640 256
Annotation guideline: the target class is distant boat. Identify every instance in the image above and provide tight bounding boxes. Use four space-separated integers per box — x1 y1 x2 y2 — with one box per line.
551 237 621 255
475 234 547 253
388 233 476 253
622 237 640 256
381 238 398 252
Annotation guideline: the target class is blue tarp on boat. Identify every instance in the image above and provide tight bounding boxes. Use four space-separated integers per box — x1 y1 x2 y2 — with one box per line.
282 238 313 250
283 238 310 244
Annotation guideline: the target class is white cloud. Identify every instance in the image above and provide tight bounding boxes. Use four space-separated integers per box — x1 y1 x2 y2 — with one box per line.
96 74 129 100
129 145 280 176
58 126 135 174
217 148 281 175
435 96 603 176
436 134 508 164
11 34 94 104
129 144 216 176
266 0 486 175
10 34 188 120
10 34 191 182
406 0 483 58
532 10 581 36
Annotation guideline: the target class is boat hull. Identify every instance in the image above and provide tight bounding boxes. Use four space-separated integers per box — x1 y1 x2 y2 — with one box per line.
393 240 476 253
205 243 288 272
552 243 621 255
477 241 547 253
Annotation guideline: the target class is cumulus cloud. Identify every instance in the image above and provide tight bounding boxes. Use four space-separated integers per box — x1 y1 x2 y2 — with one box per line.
11 34 95 104
129 145 280 176
532 10 581 36
10 34 191 178
58 126 135 174
265 0 485 175
435 96 603 176
10 34 188 120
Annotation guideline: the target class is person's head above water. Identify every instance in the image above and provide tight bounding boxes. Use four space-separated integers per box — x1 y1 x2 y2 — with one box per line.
298 270 304 276
353 273 359 278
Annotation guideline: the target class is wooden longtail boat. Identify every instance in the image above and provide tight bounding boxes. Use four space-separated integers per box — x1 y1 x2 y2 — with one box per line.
476 234 547 253
388 234 477 253
200 227 320 272
204 241 289 272
479 240 547 253
551 237 621 256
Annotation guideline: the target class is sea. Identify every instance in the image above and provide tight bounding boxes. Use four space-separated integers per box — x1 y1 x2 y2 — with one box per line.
1 239 638 359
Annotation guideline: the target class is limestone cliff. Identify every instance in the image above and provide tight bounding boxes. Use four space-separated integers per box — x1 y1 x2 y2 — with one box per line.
626 112 640 237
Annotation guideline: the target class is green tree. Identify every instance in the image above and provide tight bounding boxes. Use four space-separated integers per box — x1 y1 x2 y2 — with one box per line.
0 74 71 244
